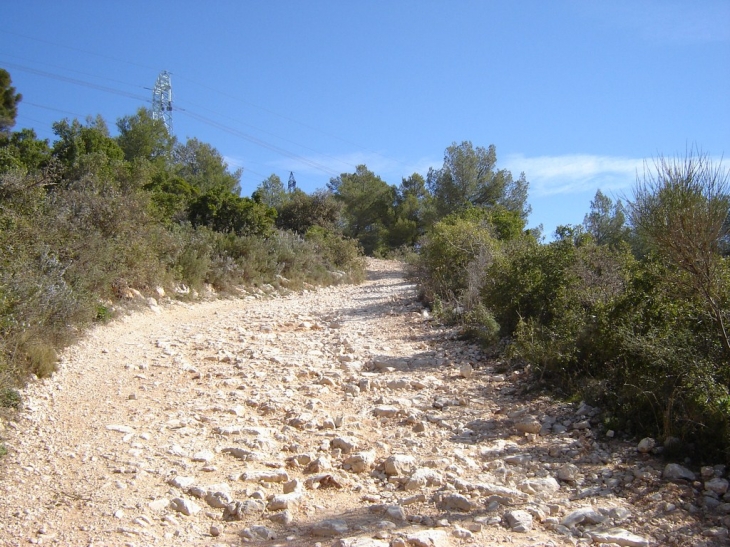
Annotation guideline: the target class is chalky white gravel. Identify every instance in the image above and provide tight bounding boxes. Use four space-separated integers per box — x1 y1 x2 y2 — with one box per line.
0 260 719 546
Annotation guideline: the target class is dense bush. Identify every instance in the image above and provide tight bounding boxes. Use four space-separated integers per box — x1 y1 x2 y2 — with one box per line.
413 153 730 463
415 209 511 347
276 189 342 234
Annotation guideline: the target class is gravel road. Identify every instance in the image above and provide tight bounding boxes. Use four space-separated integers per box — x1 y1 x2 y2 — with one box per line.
0 259 724 546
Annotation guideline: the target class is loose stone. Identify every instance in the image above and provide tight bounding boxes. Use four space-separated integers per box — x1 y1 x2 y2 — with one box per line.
170 497 201 516
438 493 472 512
663 463 696 481
515 417 542 434
587 527 650 546
504 509 533 532
311 518 349 537
706 477 729 495
637 437 655 453
383 454 416 476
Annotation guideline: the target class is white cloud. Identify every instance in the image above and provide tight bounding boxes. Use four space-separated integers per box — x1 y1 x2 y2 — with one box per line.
504 153 645 197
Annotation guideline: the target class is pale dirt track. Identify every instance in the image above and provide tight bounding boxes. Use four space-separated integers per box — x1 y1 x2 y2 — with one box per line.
0 259 722 546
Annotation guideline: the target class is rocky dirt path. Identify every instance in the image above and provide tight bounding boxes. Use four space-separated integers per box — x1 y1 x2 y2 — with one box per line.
0 259 726 547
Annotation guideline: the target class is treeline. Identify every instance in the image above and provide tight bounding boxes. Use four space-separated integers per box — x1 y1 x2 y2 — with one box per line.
0 103 366 396
254 141 530 257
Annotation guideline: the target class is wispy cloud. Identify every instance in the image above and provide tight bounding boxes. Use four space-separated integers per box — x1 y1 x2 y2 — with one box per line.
505 153 644 197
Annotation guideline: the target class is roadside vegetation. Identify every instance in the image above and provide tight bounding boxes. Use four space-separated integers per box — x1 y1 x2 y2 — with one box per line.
2 68 730 464
0 70 364 411
411 149 730 464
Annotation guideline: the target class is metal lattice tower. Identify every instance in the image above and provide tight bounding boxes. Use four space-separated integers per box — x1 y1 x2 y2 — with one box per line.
151 70 173 134
288 172 297 192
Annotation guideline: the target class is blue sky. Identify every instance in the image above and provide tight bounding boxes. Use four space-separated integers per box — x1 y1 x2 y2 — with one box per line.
3 1 729 236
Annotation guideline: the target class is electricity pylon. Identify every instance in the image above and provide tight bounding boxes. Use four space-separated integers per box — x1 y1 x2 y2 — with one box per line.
152 70 173 134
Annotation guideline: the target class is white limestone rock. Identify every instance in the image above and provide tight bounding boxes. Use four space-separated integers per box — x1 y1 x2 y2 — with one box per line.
168 476 195 490
267 492 302 511
405 530 449 547
587 527 650 546
637 437 656 453
311 518 349 537
518 477 560 494
343 450 376 473
663 463 696 481
404 467 444 491
383 454 416 476
438 493 472 512
332 436 360 454
504 510 533 532
240 470 289 483
170 497 201 516
515 417 542 434
561 507 607 527
557 463 580 481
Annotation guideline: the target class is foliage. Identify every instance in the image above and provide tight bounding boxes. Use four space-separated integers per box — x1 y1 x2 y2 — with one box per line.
416 209 502 323
630 150 730 357
411 150 730 461
0 388 21 409
143 169 199 223
51 116 125 180
0 68 22 134
188 186 276 237
0 106 366 400
253 174 288 209
328 165 396 255
0 129 51 173
583 189 630 247
390 173 432 247
427 141 530 220
276 189 342 234
172 137 241 194
305 226 366 282
116 107 175 163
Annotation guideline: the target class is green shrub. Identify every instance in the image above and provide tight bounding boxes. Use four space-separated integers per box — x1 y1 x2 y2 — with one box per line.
188 186 276 237
417 210 500 308
592 257 730 460
0 387 21 409
462 303 500 346
305 226 366 283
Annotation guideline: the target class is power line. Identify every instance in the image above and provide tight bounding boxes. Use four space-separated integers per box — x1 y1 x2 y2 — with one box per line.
0 28 410 172
22 101 87 119
177 74 410 170
0 52 149 93
3 60 343 176
177 97 359 174
0 60 149 103
1 35 410 180
0 28 158 71
177 108 341 178
4 60 342 179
